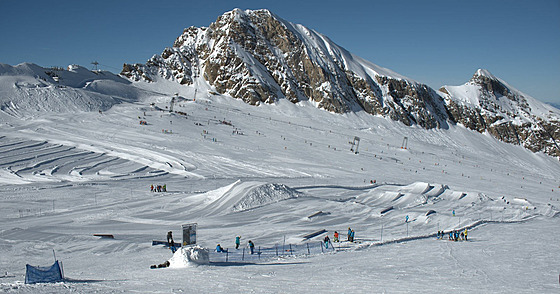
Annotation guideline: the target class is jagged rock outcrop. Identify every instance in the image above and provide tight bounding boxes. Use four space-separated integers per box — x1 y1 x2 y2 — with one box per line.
441 69 560 157
121 8 448 129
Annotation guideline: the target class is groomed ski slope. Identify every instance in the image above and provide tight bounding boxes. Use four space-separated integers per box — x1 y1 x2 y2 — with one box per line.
0 77 559 293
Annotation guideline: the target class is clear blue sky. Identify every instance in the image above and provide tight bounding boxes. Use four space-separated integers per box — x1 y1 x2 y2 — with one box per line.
1 0 559 104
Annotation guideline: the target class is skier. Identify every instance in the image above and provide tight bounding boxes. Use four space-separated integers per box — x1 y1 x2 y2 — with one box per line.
449 231 453 240
333 231 339 242
235 236 241 249
150 184 154 192
163 184 167 192
350 230 355 242
464 228 468 241
324 235 331 249
248 240 255 254
347 227 352 242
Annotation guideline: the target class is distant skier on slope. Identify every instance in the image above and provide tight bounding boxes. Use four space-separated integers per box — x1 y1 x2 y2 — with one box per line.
333 231 339 242
347 227 352 241
464 228 468 241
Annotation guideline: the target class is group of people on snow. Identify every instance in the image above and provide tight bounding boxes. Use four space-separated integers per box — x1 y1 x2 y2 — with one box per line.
151 184 167 192
437 229 468 241
216 236 256 254
347 227 355 242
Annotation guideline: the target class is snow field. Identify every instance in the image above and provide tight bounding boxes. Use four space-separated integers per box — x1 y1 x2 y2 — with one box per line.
1 74 559 292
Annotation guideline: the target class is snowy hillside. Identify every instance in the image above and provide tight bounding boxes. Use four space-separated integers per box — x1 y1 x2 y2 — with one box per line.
0 63 151 117
122 8 449 129
120 8 559 158
1 65 559 292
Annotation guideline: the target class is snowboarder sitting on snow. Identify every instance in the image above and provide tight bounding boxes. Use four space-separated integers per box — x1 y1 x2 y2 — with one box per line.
216 244 227 253
248 240 255 254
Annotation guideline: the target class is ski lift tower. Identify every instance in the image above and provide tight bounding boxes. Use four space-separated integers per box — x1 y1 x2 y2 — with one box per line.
91 61 99 71
350 136 360 154
401 136 408 149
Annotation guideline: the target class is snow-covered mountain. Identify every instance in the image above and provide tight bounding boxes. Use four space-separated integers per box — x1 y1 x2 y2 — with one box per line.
440 69 560 157
121 8 449 129
120 8 559 158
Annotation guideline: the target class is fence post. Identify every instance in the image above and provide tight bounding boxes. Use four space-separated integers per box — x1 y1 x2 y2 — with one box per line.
276 244 278 256
307 243 310 255
321 241 324 253
289 244 293 256
226 249 229 262
258 247 261 260
242 248 245 261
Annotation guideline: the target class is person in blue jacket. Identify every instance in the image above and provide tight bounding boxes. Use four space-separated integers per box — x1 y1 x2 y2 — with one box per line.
235 236 241 249
248 240 255 254
216 244 227 253
347 227 352 241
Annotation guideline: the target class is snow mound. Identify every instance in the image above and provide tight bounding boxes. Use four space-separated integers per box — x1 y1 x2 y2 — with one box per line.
194 181 304 214
168 246 209 268
356 182 448 208
232 183 303 212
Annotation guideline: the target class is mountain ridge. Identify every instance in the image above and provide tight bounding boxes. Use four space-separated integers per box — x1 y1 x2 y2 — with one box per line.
0 9 558 158
120 8 559 157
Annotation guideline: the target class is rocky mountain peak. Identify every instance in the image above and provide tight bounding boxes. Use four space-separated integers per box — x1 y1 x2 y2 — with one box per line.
121 9 449 129
119 9 559 158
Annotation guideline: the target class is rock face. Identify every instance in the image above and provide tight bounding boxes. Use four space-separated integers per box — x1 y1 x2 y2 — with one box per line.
441 69 560 157
121 9 559 158
121 9 449 129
